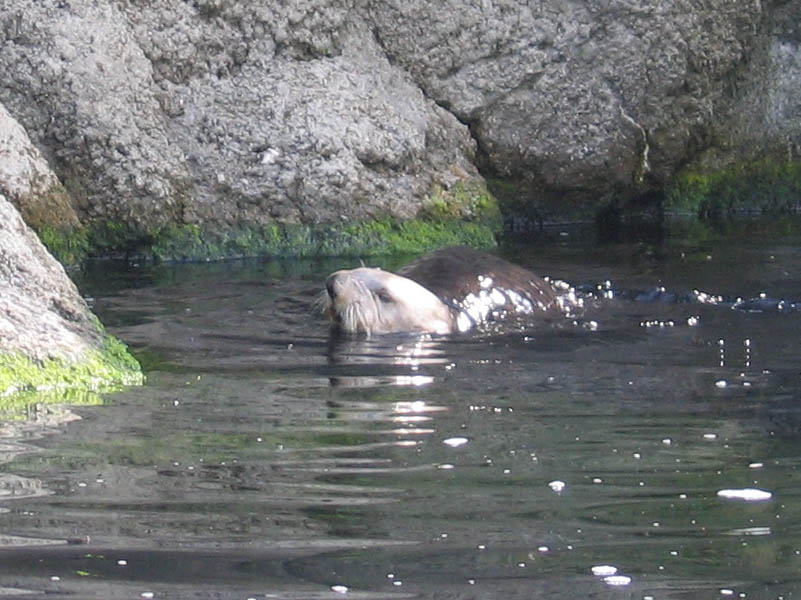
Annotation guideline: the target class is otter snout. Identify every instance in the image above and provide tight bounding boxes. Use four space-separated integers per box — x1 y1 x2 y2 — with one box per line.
326 271 358 303
323 266 454 335
325 273 339 300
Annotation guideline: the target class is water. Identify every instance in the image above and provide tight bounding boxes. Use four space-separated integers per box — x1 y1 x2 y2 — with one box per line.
2 225 801 599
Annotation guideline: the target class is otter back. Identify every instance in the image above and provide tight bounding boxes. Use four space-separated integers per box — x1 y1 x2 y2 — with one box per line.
399 246 558 332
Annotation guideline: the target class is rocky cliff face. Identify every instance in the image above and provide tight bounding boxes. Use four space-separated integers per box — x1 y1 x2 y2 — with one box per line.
370 0 801 206
0 0 799 233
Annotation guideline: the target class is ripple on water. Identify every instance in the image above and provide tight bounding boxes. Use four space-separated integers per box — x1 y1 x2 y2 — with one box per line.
8 238 801 598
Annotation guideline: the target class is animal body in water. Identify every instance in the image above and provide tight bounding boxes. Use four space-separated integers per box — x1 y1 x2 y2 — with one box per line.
323 246 559 335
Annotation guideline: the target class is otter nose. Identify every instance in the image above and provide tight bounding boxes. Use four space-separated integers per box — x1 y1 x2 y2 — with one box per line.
325 273 339 299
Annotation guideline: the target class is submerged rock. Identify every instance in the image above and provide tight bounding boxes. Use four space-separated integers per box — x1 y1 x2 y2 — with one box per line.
0 195 142 397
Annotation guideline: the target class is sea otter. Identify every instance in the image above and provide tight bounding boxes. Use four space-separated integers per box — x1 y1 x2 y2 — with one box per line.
323 246 559 335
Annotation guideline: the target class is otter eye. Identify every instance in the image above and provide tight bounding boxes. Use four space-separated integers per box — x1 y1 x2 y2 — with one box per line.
377 289 393 304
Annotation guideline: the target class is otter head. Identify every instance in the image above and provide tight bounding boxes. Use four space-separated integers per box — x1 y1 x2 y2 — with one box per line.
323 267 454 335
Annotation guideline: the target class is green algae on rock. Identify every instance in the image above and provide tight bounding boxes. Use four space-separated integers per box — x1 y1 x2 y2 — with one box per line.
0 340 143 401
0 195 143 400
666 161 801 218
150 218 498 262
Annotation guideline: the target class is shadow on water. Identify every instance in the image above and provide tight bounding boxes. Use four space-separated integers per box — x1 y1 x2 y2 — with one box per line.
1 228 801 598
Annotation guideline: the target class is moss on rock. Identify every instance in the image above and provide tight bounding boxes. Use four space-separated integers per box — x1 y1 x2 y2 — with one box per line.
666 160 801 217
419 181 502 226
31 215 496 265
149 218 497 261
37 224 90 266
0 333 143 400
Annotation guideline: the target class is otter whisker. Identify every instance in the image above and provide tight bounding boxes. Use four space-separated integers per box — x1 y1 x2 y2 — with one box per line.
341 303 371 336
315 290 332 313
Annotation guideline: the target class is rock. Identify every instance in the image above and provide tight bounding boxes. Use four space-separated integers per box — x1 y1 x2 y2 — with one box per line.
167 23 479 226
0 1 189 230
0 0 799 234
0 1 480 234
0 103 78 230
369 0 801 207
0 195 141 396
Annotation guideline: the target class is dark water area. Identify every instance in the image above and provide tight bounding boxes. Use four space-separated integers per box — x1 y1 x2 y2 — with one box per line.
3 223 801 599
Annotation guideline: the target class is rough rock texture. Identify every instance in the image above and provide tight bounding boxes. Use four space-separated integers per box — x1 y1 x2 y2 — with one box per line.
1 1 190 228
0 103 78 229
0 194 103 364
369 0 801 206
0 1 479 231
0 0 799 230
168 25 477 225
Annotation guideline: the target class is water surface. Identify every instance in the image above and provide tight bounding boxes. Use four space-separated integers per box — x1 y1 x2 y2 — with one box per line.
2 226 801 599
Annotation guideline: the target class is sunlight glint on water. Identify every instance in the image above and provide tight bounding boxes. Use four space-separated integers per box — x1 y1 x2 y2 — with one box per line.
0 231 799 598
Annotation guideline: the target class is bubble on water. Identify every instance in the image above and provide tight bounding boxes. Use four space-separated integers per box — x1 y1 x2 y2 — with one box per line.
603 575 632 586
726 526 771 536
591 565 618 576
717 488 772 501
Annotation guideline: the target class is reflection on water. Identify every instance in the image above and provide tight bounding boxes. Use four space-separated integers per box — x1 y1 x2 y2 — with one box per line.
0 229 801 598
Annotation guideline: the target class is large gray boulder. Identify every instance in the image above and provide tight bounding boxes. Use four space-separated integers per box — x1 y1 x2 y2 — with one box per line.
0 0 799 230
1 1 190 229
0 1 479 232
0 194 141 395
0 194 100 365
369 0 801 205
